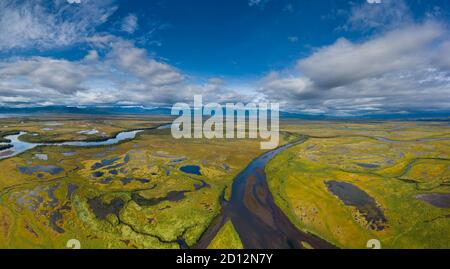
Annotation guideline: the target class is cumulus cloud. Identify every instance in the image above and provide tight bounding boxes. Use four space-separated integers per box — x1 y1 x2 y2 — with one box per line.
298 22 444 88
0 0 117 50
0 0 448 117
107 40 184 86
0 36 249 107
256 0 448 115
259 21 450 115
259 72 315 101
0 57 91 94
0 0 251 108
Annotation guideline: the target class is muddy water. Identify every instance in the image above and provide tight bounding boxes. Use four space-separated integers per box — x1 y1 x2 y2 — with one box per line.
88 197 125 220
325 180 387 231
416 193 450 208
131 191 189 206
196 139 336 249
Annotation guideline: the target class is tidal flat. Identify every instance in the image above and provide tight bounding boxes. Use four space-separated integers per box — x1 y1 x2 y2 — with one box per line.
0 117 448 249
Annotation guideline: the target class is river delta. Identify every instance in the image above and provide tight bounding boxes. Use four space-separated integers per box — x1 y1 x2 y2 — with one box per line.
0 117 448 249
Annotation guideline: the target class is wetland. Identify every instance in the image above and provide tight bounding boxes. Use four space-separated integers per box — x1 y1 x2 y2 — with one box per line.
0 117 448 249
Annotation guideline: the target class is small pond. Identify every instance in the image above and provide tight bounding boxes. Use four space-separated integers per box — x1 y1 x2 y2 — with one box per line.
180 165 202 176
325 180 387 231
416 193 450 208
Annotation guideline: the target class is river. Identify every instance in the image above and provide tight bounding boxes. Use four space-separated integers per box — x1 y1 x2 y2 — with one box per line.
0 130 143 159
195 138 336 249
1 127 336 248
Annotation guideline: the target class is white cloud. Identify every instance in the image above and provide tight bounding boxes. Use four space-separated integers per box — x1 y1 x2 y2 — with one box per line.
107 40 184 86
83 50 99 62
2 19 449 115
298 22 444 88
0 0 448 117
260 72 314 100
345 0 412 31
259 21 450 115
0 36 249 107
434 41 450 69
0 0 117 50
121 14 138 34
0 57 92 94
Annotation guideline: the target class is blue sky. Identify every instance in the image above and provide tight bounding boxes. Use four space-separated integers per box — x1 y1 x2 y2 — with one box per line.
0 0 449 116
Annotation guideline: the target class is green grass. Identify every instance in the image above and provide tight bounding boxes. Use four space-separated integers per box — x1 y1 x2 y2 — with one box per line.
0 117 267 248
267 121 450 249
208 220 243 249
1 118 448 249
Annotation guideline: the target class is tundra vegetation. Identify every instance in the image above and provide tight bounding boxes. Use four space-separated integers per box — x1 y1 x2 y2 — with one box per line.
208 221 243 249
267 120 450 248
0 117 448 249
0 116 268 248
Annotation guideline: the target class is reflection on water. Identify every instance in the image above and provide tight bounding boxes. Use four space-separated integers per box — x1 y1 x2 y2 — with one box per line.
0 132 37 159
0 130 143 160
180 165 202 175
18 165 64 175
59 130 142 147
156 124 172 130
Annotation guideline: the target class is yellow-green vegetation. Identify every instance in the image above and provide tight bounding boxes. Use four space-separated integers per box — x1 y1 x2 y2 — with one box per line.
267 121 450 249
0 117 270 249
208 220 243 249
0 116 169 143
1 117 448 249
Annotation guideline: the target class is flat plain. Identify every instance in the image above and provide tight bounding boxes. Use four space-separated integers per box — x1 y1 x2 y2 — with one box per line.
268 120 450 248
0 117 448 249
0 116 270 248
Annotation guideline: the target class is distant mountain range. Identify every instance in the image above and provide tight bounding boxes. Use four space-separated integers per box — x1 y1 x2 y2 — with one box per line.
0 106 448 121
0 106 172 116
